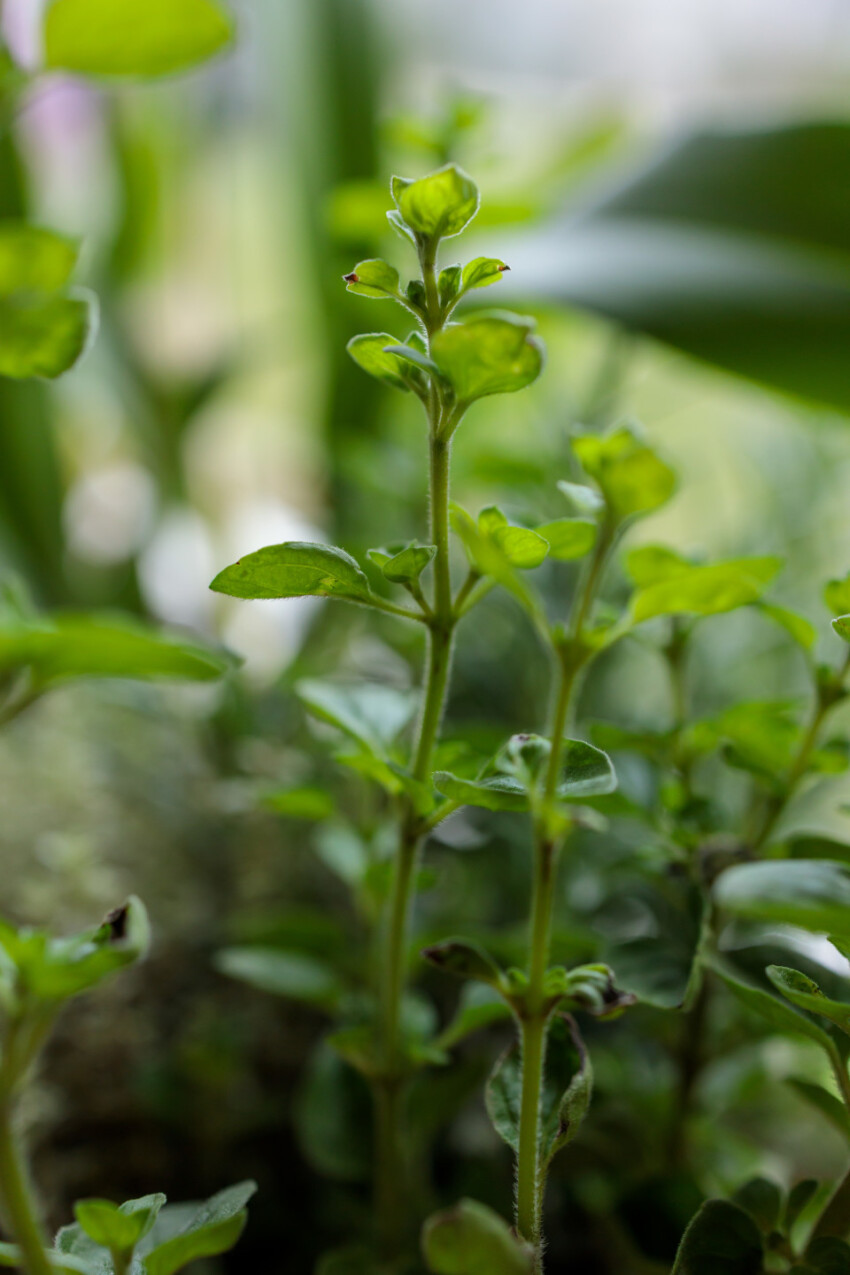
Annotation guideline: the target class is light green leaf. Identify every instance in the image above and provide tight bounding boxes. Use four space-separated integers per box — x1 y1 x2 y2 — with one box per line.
624 544 689 587
632 557 783 624
395 164 480 240
825 574 850 617
75 1194 165 1254
142 1183 255 1275
342 258 400 301
714 860 850 937
368 541 435 586
438 264 462 307
431 313 544 404
671 1199 763 1275
461 257 510 292
537 518 597 561
574 426 675 521
0 225 78 292
261 786 335 820
0 290 97 380
557 480 605 517
432 771 528 813
386 209 416 245
422 1198 533 1275
434 739 615 813
346 333 411 391
210 542 371 603
833 616 850 644
44 0 234 78
0 1243 91 1274
385 341 442 380
434 984 512 1052
476 508 548 569
214 947 341 1009
767 965 850 1034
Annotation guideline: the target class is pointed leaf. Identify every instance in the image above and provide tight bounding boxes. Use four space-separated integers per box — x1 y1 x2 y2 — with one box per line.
709 957 835 1054
296 679 417 755
787 1078 850 1139
461 257 510 292
142 1182 255 1275
632 557 782 623
214 947 341 1009
421 939 503 989
342 258 400 300
210 541 371 603
714 860 850 937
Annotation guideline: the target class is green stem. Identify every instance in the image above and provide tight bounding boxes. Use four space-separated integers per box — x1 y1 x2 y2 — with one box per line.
0 1103 51 1275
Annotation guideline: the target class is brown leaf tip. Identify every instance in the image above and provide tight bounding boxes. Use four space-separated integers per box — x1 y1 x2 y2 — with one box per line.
343 272 359 284
498 263 510 272
104 904 129 941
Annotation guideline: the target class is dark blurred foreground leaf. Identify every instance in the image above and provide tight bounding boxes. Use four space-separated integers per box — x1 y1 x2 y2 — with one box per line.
671 1199 763 1275
510 123 850 414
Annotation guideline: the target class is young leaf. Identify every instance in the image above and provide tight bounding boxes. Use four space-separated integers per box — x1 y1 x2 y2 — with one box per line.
759 603 818 651
461 257 510 292
631 557 783 624
420 939 503 989
784 1180 820 1233
538 1015 593 1168
374 542 436 586
833 616 850 644
766 966 850 1034
342 259 400 300
214 947 341 1009
557 480 605 517
671 1199 763 1275
573 425 676 521
394 164 480 240
44 0 234 78
476 508 548 569
714 860 850 938
0 224 78 292
431 313 544 405
536 518 597 561
210 542 371 604
142 1181 256 1275
75 1194 165 1253
346 333 412 392
438 264 462 307
422 1198 533 1275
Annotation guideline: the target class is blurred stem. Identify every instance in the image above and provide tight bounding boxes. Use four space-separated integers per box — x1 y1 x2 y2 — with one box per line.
514 521 616 1267
0 1099 51 1275
812 1045 850 1240
374 238 456 1260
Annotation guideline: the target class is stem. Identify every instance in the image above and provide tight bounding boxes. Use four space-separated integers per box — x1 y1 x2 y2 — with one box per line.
373 234 457 1259
812 1046 850 1240
0 1103 51 1275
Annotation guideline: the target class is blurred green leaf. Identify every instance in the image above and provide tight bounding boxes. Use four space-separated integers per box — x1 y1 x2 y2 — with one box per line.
574 426 675 521
435 739 615 813
730 1179 782 1235
536 518 596 561
210 542 371 604
767 965 850 1034
760 603 818 651
431 313 544 405
75 1194 165 1254
422 1198 533 1274
215 947 341 1009
632 557 782 624
421 939 503 989
709 957 835 1053
477 507 548 569
261 786 336 820
715 860 850 937
461 257 510 293
435 984 512 1052
788 1077 850 1139
671 1199 763 1275
296 679 417 756
44 0 234 78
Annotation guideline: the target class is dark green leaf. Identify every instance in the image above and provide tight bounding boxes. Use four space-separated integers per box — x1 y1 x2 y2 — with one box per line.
709 957 835 1053
210 541 371 603
785 1180 820 1233
422 1198 533 1275
44 0 234 78
433 771 528 813
805 1237 850 1275
671 1199 763 1275
730 1178 782 1234
767 966 850 1034
435 984 512 1052
421 939 503 989
539 1015 593 1168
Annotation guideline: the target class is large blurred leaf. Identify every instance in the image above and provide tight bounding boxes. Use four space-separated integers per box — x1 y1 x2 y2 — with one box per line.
511 123 850 413
44 0 234 78
0 223 95 380
671 1199 763 1275
714 860 850 937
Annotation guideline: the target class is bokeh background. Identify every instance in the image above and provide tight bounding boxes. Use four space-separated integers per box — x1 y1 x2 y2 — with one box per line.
5 1 850 1270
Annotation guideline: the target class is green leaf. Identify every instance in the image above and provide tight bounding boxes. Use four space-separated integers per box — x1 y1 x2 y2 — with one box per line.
759 603 818 651
0 898 150 1005
75 1194 165 1254
210 542 371 603
709 957 835 1053
671 1199 763 1275
385 341 441 382
574 425 675 521
767 966 850 1034
477 508 548 569
730 1178 782 1234
0 225 78 292
536 518 596 561
422 1198 533 1275
625 544 689 586
0 612 230 687
44 0 234 78
435 983 512 1052
261 786 335 820
431 313 544 404
386 209 416 246
787 1078 850 1139
142 1182 255 1275
342 258 400 300
632 557 783 624
296 679 417 756
785 1180 820 1233
346 333 411 392
715 860 850 937
294 1042 372 1181
421 939 503 989
825 574 850 617
395 164 480 240
438 265 462 307
214 947 341 1009
434 739 615 813
805 1238 850 1275
486 1016 592 1168
461 257 510 292
833 616 850 644
432 771 528 813
557 480 605 517
368 541 436 586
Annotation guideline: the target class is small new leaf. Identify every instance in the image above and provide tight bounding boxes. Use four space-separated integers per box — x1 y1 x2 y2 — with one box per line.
395 164 480 240
142 1182 256 1275
342 259 400 300
461 257 510 292
574 425 675 521
767 965 850 1035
